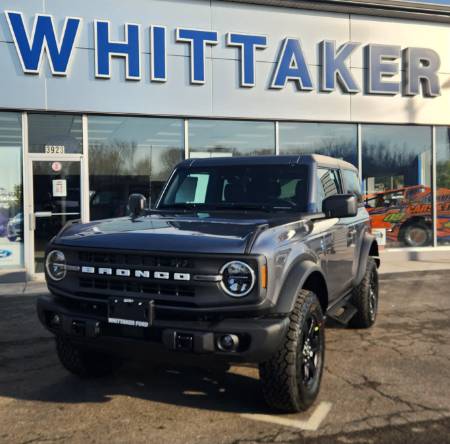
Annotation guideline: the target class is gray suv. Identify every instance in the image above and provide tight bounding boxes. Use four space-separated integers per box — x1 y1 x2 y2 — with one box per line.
38 154 380 412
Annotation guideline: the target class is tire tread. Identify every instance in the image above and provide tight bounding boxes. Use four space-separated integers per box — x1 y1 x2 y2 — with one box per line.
259 290 324 412
349 257 378 329
56 336 116 378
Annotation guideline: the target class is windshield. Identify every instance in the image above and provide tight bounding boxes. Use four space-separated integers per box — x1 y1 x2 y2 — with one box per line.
158 164 310 212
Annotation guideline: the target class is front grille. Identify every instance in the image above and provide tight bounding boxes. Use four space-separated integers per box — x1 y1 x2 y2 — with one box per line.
78 277 195 298
70 250 201 301
57 247 260 310
78 251 194 269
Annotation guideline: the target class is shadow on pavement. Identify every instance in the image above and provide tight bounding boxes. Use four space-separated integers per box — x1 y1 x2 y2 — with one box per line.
0 293 273 414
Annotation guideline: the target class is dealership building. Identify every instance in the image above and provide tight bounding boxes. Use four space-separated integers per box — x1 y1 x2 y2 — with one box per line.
0 0 449 278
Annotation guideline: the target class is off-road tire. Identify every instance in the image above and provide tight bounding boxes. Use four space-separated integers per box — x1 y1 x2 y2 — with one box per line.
349 257 378 329
56 335 117 378
259 290 325 413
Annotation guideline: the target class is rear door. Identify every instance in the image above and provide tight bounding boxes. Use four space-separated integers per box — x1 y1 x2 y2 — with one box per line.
317 167 352 301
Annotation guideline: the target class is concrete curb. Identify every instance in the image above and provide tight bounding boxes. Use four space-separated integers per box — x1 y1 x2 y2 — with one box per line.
379 269 450 281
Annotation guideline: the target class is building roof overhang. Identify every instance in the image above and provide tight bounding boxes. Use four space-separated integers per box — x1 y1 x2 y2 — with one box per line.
217 0 450 23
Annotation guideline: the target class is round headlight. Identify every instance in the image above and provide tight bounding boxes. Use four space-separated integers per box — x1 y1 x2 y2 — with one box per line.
45 250 67 281
220 261 255 298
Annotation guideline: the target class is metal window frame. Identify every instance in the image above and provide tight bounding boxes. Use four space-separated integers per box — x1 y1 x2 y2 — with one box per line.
432 125 438 247
184 119 189 160
22 112 32 279
275 121 280 155
82 114 90 223
357 123 362 179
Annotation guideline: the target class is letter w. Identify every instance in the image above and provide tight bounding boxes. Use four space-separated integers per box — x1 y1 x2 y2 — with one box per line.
5 11 81 75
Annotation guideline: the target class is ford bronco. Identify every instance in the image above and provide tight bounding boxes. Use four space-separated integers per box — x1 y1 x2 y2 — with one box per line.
37 154 380 412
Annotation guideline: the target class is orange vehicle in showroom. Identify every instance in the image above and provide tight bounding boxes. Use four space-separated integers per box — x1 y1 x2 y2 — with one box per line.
365 185 450 247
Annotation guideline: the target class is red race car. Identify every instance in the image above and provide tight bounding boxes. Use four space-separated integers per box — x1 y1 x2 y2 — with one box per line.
365 185 450 247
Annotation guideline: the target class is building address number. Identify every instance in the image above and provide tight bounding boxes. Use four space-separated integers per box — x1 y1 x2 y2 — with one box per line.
44 145 65 154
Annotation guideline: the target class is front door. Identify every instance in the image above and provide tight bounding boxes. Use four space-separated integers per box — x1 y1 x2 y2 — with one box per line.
317 167 353 301
30 159 82 274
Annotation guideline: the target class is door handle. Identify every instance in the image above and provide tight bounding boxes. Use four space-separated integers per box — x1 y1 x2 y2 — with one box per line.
347 228 357 245
35 211 52 218
321 234 334 254
29 213 35 231
30 212 52 231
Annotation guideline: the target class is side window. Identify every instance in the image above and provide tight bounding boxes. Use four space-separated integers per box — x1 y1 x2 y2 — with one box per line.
342 169 363 204
316 168 342 211
318 168 342 195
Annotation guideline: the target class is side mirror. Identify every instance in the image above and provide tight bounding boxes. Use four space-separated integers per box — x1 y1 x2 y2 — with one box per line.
322 194 358 218
128 194 147 218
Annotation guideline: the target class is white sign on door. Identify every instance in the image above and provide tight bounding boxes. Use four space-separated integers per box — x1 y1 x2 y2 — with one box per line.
52 179 67 197
372 228 386 246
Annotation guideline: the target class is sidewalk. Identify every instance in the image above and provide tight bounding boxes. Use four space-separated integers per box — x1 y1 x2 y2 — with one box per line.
378 249 450 275
0 281 47 296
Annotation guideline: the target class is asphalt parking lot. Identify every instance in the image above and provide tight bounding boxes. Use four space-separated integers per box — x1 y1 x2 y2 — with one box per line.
0 271 449 444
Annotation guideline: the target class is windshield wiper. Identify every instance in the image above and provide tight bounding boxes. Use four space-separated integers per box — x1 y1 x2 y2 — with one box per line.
156 203 204 212
205 203 296 212
157 203 297 212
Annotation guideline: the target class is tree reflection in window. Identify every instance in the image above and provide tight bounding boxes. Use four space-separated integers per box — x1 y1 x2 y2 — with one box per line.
88 117 184 220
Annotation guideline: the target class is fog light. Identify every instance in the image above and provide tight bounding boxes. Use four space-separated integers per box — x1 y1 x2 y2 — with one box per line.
217 334 239 352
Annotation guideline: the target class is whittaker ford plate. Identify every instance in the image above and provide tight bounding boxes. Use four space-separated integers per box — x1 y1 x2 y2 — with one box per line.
108 297 154 328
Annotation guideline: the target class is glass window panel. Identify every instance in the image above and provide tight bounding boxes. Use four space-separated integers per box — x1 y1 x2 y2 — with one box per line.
189 119 275 158
435 127 450 246
0 112 23 269
279 122 358 167
160 164 309 212
318 168 342 199
88 116 184 220
342 169 363 204
362 125 432 248
28 113 82 154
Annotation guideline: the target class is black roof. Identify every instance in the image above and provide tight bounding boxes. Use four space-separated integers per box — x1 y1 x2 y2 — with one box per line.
178 154 358 171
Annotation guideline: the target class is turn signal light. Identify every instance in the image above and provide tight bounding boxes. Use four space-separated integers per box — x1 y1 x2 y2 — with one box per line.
261 264 267 289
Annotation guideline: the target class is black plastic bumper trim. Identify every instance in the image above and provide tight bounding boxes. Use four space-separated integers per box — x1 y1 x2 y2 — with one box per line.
37 294 289 363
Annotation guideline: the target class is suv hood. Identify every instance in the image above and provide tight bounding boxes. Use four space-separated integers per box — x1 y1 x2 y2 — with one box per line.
54 213 272 254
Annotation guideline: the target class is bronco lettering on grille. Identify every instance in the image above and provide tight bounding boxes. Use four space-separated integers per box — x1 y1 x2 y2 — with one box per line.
80 266 191 281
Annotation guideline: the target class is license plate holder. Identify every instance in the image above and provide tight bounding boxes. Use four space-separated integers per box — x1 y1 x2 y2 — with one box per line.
108 297 154 328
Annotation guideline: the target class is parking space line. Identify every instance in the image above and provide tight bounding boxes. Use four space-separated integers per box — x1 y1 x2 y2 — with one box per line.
241 401 332 431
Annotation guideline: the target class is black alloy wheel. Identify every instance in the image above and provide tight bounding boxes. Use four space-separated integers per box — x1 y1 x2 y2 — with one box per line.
299 314 322 388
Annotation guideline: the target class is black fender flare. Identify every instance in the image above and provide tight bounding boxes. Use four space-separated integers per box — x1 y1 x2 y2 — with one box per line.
353 232 379 287
276 259 328 314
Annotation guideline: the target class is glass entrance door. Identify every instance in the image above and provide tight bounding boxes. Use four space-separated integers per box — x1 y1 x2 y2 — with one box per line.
31 160 81 273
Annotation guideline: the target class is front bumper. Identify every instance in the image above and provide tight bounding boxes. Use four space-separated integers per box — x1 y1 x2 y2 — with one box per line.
37 294 289 363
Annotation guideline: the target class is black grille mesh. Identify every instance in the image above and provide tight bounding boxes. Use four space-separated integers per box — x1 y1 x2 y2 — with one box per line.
78 251 194 269
78 277 195 298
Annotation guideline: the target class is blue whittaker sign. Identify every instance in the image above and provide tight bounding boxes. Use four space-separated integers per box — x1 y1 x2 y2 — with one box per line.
4 11 442 97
